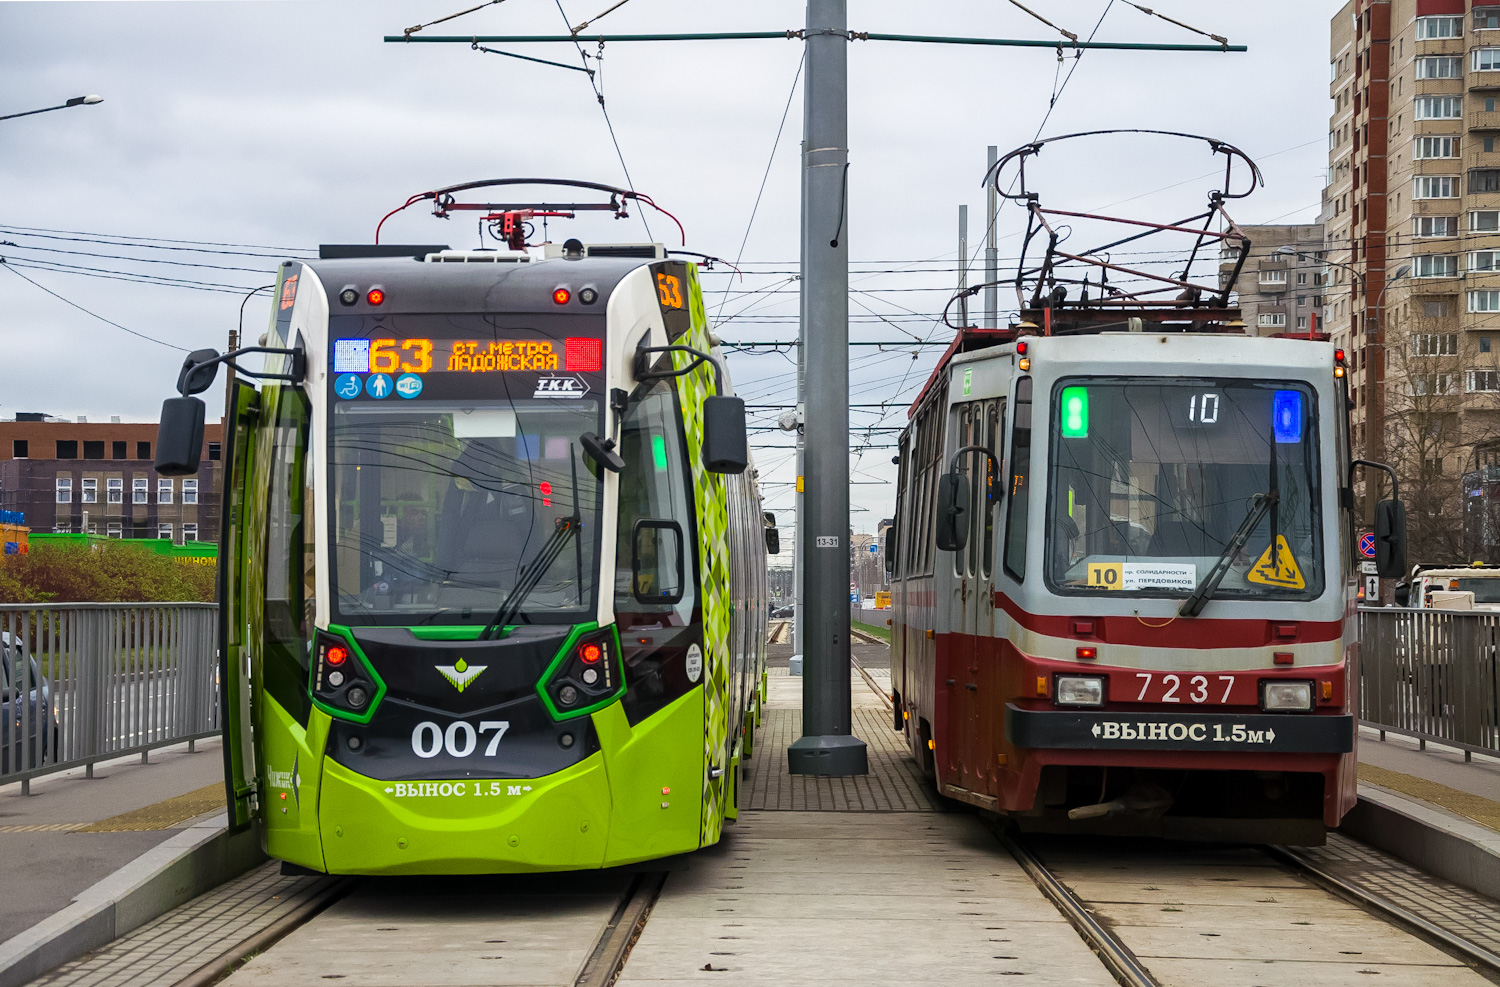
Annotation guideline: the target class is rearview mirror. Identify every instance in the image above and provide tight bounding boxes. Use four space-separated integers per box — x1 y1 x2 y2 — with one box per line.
884 522 898 574
176 348 221 396
935 472 970 552
155 396 206 476
1375 499 1407 580
633 519 685 604
703 396 748 474
765 527 780 555
580 432 625 473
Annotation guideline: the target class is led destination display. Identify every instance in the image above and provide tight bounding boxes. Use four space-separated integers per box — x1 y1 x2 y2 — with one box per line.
333 337 601 375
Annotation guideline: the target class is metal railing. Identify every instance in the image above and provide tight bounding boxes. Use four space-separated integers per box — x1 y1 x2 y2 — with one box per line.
0 603 219 793
1359 606 1500 760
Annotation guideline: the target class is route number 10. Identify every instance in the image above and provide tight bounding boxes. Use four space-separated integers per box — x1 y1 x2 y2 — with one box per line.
1187 392 1220 424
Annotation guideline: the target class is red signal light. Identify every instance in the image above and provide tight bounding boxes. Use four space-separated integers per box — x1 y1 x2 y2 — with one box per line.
540 480 553 507
580 643 603 664
366 288 385 306
327 645 349 666
1335 348 1345 363
1076 646 1097 660
1017 341 1028 355
566 337 602 372
553 287 572 305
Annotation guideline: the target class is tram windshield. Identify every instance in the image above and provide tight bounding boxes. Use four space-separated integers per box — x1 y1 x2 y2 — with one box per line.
1045 378 1323 601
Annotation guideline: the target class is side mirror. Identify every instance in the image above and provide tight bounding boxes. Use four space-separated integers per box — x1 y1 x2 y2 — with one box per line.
155 396 206 476
884 523 898 575
703 395 748 474
580 432 625 473
1375 499 1407 580
935 472 970 552
176 348 221 396
765 527 781 555
632 519 685 604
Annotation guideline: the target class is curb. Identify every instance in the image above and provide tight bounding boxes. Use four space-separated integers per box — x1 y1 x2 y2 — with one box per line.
1341 784 1500 901
0 813 265 987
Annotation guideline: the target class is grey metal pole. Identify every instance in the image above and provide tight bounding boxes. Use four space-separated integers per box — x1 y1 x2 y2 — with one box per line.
788 0 867 776
958 205 969 328
985 145 999 329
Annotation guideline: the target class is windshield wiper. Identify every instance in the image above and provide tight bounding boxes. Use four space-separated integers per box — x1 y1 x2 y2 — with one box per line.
1178 490 1279 618
478 446 584 641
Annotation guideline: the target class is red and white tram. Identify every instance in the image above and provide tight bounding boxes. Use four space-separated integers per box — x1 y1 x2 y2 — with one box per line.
889 322 1408 843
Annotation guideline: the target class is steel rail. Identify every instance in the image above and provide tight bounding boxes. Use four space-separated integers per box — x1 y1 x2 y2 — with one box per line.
1265 844 1500 976
574 872 668 987
994 830 1160 987
170 877 357 987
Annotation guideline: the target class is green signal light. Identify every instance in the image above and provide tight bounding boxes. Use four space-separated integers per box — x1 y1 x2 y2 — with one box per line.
651 434 669 471
1061 387 1089 438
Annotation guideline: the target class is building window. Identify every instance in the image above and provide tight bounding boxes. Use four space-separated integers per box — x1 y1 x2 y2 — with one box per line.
1297 272 1308 285
1258 313 1287 328
1415 96 1462 120
55 478 72 503
1479 7 1500 30
183 523 198 542
11 440 27 459
81 478 97 504
106 477 122 504
1412 333 1459 356
1471 290 1500 312
207 442 221 461
1485 337 1494 354
1472 250 1500 271
135 441 150 460
157 523 173 540
1418 15 1463 38
56 440 78 459
1414 136 1459 159
1297 316 1309 330
111 440 126 459
182 479 198 505
1414 175 1461 198
158 478 173 504
1419 55 1463 78
1473 169 1500 193
83 441 104 460
106 522 122 539
1468 369 1500 392
133 477 148 504
1415 254 1460 277
1415 216 1459 237
1424 299 1452 317
1410 373 1458 395
1477 48 1500 71
1473 211 1500 232
1259 269 1287 284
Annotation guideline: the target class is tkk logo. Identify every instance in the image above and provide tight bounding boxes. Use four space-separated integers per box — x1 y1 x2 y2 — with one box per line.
533 375 589 399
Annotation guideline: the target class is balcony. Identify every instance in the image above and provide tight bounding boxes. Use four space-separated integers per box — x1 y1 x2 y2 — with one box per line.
1467 108 1500 130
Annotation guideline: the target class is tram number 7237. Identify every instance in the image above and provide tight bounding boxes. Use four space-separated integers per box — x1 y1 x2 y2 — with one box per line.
411 720 511 759
1134 673 1236 705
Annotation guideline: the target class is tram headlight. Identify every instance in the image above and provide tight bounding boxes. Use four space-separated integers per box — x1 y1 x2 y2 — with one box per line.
541 628 623 719
1055 675 1105 707
1260 680 1314 712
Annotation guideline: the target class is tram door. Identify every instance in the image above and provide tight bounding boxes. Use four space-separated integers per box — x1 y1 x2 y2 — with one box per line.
945 396 1004 794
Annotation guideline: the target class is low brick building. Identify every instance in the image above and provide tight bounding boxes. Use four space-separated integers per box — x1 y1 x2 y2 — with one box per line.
0 414 224 544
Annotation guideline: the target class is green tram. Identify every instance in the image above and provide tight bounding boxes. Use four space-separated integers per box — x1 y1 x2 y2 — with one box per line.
154 240 775 874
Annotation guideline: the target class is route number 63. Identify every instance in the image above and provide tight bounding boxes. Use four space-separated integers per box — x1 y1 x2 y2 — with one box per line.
411 720 510 759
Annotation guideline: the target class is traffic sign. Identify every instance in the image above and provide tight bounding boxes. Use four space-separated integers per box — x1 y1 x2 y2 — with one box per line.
1360 561 1378 575
1358 532 1376 559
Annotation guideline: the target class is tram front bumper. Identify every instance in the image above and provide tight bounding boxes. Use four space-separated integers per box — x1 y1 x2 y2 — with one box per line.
1005 705 1355 754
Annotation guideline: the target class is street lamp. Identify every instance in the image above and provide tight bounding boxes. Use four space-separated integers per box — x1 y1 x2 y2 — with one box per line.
0 95 103 123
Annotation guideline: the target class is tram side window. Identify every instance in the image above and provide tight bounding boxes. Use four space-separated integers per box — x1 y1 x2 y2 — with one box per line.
1002 378 1033 582
891 443 909 578
265 386 312 719
615 382 695 621
982 399 1005 579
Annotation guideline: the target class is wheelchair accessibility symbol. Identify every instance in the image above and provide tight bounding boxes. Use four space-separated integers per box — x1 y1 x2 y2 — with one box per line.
334 374 362 399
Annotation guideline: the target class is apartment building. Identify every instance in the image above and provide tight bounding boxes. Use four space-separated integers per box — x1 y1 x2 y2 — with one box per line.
0 415 223 543
1328 0 1500 557
1219 224 1327 335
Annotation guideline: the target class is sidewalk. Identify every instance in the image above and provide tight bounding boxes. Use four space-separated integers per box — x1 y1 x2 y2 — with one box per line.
1357 726 1500 833
0 741 226 943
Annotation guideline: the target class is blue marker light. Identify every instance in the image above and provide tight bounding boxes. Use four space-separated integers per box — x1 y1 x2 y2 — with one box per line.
1273 389 1302 443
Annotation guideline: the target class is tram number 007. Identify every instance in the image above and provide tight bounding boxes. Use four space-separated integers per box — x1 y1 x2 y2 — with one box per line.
411 720 510 759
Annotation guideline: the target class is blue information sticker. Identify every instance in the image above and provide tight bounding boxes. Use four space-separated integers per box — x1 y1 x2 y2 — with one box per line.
395 373 423 399
365 373 394 399
334 373 363 400
333 339 371 373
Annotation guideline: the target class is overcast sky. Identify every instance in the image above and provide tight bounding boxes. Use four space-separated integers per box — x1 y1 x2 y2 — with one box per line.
0 0 1339 538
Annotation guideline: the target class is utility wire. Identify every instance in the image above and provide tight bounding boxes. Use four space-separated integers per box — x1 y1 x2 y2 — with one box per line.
716 52 805 322
0 224 313 257
1 262 187 350
1118 1 1230 48
403 0 510 38
570 0 632 36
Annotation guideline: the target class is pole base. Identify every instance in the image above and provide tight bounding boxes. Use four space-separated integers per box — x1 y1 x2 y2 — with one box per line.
787 734 869 776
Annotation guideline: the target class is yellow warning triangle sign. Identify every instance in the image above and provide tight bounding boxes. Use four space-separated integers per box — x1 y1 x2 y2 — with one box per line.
1247 535 1305 589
